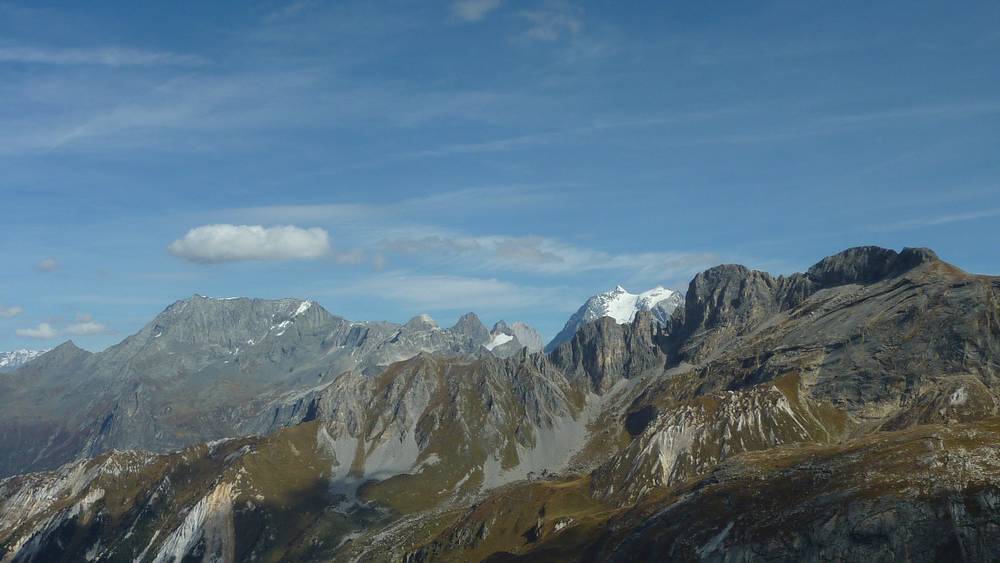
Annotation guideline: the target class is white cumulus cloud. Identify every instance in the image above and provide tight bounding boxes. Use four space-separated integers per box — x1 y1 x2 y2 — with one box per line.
168 224 331 264
17 323 58 339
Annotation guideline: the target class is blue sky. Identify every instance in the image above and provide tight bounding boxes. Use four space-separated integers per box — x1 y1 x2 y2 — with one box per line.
1 0 999 351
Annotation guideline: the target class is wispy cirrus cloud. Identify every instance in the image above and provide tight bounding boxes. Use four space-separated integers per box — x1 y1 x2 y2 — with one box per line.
453 0 503 22
263 0 317 22
407 110 743 158
323 272 579 312
383 235 482 256
0 67 523 155
408 100 1000 159
224 185 563 225
378 233 719 281
873 207 1000 232
519 1 582 43
0 45 206 67
666 100 1000 148
813 100 1000 126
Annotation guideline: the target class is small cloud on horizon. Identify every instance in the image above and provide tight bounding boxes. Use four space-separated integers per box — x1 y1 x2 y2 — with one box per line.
37 258 59 272
14 313 112 339
0 306 23 319
16 322 58 339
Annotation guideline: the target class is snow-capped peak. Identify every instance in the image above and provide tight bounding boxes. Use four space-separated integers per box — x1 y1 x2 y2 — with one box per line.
583 285 679 325
596 286 642 324
636 286 674 309
545 284 685 352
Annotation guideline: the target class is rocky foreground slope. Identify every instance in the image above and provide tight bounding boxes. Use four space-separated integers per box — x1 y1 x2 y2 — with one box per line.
1 246 998 562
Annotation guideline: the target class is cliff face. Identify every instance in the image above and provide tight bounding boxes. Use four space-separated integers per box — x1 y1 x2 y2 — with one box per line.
674 247 950 364
549 310 667 394
672 247 999 418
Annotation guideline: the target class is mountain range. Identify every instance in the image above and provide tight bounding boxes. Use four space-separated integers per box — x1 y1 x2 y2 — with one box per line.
0 296 545 479
1 246 998 562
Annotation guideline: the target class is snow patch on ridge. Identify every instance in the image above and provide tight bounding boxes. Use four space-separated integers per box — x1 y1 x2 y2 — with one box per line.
485 333 514 351
600 286 679 324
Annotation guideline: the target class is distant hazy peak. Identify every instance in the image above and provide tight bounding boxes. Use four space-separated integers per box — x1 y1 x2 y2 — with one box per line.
404 314 439 331
484 319 543 356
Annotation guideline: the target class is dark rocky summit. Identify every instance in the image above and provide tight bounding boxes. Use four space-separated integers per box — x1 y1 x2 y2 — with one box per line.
548 310 667 393
451 312 491 343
